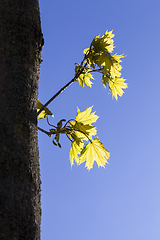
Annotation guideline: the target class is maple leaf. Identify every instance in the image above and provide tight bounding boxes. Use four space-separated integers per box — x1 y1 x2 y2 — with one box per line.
70 139 84 167
73 122 96 139
97 51 112 68
92 30 115 54
76 107 99 125
37 99 53 119
102 74 109 87
83 47 90 55
78 72 94 88
70 107 98 140
109 77 128 100
81 31 127 100
102 30 115 53
111 54 124 76
75 64 94 88
79 137 110 170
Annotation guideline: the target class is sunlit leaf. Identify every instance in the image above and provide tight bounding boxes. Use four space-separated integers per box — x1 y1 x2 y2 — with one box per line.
76 106 99 125
102 74 109 87
111 54 124 77
92 30 115 53
97 51 112 68
70 139 84 167
81 31 127 100
37 99 53 119
102 30 115 53
79 137 110 170
75 64 94 88
72 122 97 140
70 107 98 141
109 77 128 100
83 47 90 55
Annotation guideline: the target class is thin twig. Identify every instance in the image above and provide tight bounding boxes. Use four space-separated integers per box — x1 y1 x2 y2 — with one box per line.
38 126 51 136
63 119 76 128
66 134 73 143
74 129 92 143
37 60 87 117
47 117 56 128
89 67 103 73
37 77 76 117
37 42 94 118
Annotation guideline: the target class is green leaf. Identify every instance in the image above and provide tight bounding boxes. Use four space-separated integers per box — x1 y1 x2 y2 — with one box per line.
102 74 109 87
76 106 99 125
70 106 98 142
82 31 127 100
72 122 97 140
97 51 112 68
101 53 127 99
75 64 94 88
83 47 90 55
37 99 53 119
111 54 124 78
109 77 128 100
92 30 115 53
102 30 115 53
92 36 107 53
79 137 110 170
68 108 109 170
70 139 84 167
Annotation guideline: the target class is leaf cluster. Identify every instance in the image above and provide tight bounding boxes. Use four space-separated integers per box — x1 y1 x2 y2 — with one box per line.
37 30 127 170
37 101 109 170
75 30 127 100
69 107 110 170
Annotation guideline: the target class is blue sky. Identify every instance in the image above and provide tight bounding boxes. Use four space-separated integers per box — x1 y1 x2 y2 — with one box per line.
38 0 160 239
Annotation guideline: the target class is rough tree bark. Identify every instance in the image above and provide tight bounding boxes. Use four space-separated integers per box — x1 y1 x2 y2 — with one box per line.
0 0 43 239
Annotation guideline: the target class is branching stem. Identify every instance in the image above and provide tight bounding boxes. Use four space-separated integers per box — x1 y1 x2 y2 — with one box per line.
37 61 87 117
74 129 92 143
38 126 51 136
37 41 93 118
89 68 103 73
47 117 56 128
63 119 76 129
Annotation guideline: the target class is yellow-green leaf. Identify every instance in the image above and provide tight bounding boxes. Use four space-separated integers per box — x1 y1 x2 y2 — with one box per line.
70 139 84 167
70 107 98 141
102 75 109 87
83 47 90 55
76 106 99 125
71 122 97 140
92 30 115 53
37 99 53 119
79 137 110 170
97 52 112 68
109 77 128 100
102 30 115 53
111 54 124 77
78 72 94 88
75 64 94 88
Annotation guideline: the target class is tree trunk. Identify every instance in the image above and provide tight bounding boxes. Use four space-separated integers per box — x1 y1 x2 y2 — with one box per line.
0 1 43 239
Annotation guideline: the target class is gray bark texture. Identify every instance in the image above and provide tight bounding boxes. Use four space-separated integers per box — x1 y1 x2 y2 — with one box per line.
0 0 43 239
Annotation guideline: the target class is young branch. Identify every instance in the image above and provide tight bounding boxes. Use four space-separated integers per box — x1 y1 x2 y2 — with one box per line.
37 62 87 117
89 68 103 73
37 41 94 118
38 126 51 136
47 117 56 128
